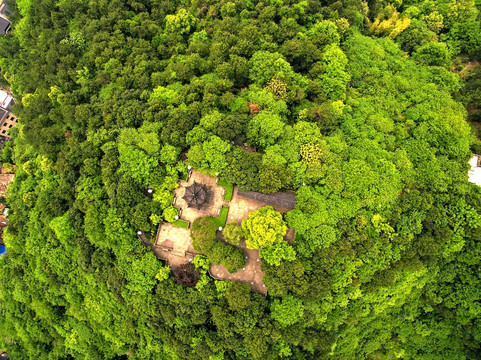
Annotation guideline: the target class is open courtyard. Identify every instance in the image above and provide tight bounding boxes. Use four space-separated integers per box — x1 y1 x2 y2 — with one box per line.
151 170 297 294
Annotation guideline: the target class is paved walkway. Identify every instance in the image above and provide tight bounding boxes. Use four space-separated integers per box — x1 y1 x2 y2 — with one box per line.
226 187 267 223
210 239 267 295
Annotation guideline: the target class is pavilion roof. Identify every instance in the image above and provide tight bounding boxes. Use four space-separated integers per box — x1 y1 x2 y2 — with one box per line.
183 181 209 209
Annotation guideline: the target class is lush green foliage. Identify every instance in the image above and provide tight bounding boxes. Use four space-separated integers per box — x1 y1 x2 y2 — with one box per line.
172 219 189 229
191 217 245 274
242 206 288 250
0 0 480 359
223 221 243 245
217 179 234 201
242 206 295 266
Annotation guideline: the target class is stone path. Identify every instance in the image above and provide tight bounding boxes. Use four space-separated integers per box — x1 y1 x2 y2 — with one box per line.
210 239 267 295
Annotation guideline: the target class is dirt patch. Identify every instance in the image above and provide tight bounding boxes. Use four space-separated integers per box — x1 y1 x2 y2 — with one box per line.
284 228 296 244
210 238 267 295
455 60 481 78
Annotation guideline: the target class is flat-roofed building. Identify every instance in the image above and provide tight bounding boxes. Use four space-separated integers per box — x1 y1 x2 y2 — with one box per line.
0 89 17 141
0 111 17 138
0 90 14 110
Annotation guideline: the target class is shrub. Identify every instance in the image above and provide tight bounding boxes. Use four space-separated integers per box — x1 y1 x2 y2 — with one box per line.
208 242 245 273
163 206 179 223
223 221 243 245
173 219 190 228
191 217 218 253
218 180 234 201
208 241 231 265
223 247 246 273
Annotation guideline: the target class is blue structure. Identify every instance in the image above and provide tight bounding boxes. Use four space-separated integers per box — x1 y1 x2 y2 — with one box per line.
0 244 5 255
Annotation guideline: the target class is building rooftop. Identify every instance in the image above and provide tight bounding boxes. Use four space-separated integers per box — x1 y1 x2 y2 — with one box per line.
0 15 9 35
468 155 481 186
0 108 7 123
236 190 296 210
0 90 13 110
183 181 210 209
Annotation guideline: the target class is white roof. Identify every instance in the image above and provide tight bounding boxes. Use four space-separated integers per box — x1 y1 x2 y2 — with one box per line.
0 90 8 103
468 155 481 186
0 90 13 110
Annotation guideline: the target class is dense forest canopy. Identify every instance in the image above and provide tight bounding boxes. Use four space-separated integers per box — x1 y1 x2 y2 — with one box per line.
0 0 481 358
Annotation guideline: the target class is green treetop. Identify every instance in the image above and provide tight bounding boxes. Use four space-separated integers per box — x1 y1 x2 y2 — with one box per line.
242 206 288 250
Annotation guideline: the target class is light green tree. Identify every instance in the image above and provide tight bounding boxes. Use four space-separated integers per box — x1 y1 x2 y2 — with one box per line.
163 206 179 223
260 242 296 266
247 111 285 149
118 145 157 185
202 135 231 172
242 206 288 250
318 44 350 101
270 295 304 327
223 221 243 245
200 110 223 131
165 9 196 35
307 20 340 47
159 144 181 164
248 51 308 89
49 213 76 243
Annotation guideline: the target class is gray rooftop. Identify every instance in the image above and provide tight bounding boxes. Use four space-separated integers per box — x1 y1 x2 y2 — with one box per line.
0 108 7 124
0 16 9 34
236 190 296 210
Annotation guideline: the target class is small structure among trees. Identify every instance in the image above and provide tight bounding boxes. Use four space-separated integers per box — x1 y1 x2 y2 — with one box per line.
183 181 210 209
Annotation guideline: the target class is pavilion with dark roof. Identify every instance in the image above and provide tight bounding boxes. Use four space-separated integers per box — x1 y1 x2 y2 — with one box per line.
183 181 210 209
